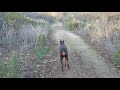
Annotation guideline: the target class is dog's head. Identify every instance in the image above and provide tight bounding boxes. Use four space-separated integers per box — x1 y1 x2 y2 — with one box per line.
60 39 64 44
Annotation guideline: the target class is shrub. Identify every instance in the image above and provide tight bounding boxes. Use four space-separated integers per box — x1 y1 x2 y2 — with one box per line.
113 46 120 65
35 33 50 61
63 16 80 30
35 47 50 61
7 51 18 78
0 61 5 78
4 12 41 28
36 33 47 47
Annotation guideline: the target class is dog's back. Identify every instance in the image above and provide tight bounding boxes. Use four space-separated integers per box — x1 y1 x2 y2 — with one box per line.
59 39 70 71
60 40 68 57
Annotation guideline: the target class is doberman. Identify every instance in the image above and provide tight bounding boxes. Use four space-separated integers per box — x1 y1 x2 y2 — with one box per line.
59 39 70 71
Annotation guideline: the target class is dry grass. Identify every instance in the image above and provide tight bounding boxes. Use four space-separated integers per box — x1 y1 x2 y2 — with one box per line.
57 12 120 64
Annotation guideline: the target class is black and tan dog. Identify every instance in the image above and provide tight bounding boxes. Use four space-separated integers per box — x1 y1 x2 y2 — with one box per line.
59 39 70 71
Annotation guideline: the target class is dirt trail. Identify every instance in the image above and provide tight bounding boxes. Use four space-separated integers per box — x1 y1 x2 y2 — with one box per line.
49 24 120 78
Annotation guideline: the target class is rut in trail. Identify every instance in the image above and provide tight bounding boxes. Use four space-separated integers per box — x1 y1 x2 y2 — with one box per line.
49 24 120 78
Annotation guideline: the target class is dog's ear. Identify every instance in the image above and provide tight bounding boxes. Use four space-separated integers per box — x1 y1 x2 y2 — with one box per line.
60 39 64 43
60 39 61 43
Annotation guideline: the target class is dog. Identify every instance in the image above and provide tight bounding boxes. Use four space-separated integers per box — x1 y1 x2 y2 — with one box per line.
59 39 70 71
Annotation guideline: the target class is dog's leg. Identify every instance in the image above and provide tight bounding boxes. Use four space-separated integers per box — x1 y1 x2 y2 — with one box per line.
66 56 70 69
60 56 64 71
64 57 67 67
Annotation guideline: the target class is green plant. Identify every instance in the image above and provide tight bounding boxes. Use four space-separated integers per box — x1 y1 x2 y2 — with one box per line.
35 33 50 61
113 46 120 65
64 16 80 30
7 51 18 78
0 61 5 78
85 32 91 37
35 47 50 61
36 33 47 47
0 59 8 78
4 12 41 28
4 12 24 29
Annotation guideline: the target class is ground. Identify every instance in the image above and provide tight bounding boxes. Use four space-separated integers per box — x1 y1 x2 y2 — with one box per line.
1 23 120 78
33 24 120 78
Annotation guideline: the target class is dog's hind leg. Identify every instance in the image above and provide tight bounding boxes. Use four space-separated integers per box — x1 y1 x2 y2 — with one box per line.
67 61 70 69
66 56 70 69
64 57 67 67
60 57 64 71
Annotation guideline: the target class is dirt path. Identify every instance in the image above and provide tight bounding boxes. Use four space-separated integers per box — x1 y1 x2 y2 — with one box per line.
49 24 120 78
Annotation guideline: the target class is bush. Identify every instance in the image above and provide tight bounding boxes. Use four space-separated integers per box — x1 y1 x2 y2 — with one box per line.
35 33 50 61
4 12 41 28
63 16 80 30
113 46 120 65
35 47 50 61
0 61 5 78
36 33 47 47
7 51 18 78
4 12 24 29
0 50 19 78
66 21 80 30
